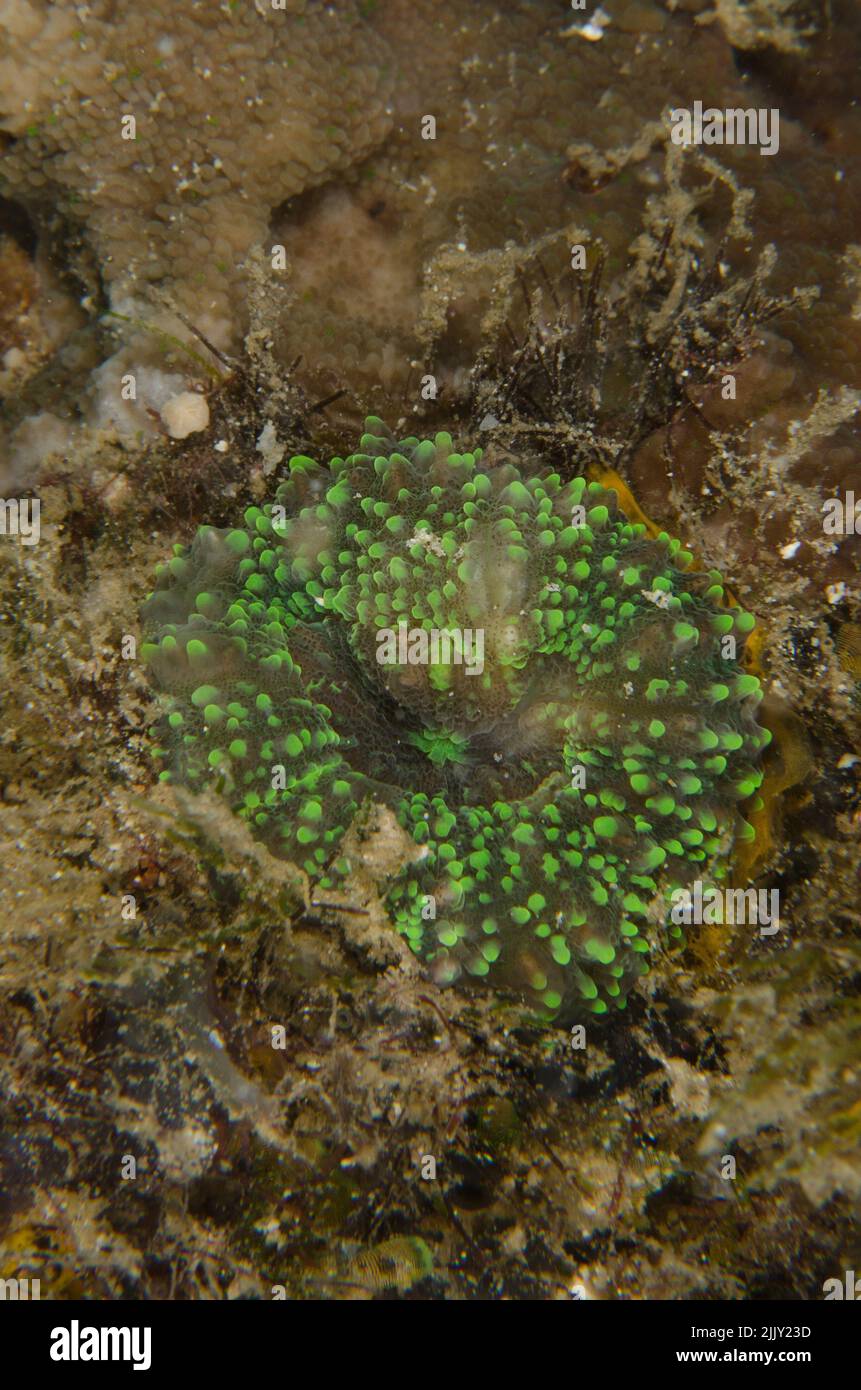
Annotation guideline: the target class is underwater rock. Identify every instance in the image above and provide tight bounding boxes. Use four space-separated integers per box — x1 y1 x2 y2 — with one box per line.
0 0 393 347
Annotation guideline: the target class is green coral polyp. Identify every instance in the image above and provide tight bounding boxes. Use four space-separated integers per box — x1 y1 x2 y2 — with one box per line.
142 419 767 1018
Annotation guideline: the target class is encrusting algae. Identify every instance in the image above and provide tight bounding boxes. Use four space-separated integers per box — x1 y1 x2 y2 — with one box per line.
142 418 769 1019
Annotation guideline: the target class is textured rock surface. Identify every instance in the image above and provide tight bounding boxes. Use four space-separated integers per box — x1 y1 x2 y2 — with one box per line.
0 0 393 345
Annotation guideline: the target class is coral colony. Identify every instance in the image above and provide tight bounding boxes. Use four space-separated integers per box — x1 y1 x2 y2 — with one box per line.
143 420 768 1018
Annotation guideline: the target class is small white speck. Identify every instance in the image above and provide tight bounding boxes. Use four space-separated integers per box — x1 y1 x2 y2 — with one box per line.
561 7 612 41
642 588 671 610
